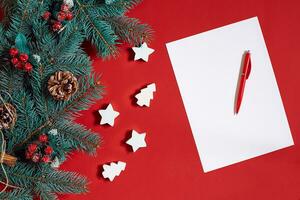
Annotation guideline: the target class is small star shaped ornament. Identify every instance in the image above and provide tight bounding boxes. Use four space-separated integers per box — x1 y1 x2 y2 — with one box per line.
126 130 147 152
98 104 120 126
132 42 154 62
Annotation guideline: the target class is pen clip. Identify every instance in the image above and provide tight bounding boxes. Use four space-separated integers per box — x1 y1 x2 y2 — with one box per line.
245 54 251 79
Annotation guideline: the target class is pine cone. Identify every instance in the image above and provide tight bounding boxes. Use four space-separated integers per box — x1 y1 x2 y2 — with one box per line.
48 71 78 101
0 103 17 130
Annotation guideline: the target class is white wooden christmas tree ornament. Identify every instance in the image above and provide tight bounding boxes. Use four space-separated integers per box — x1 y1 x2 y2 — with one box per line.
102 161 126 181
126 130 147 152
135 83 156 107
132 42 154 62
98 104 120 126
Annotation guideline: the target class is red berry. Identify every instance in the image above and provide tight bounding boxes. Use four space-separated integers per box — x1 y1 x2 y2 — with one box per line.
19 53 29 62
25 151 33 159
32 153 40 162
15 62 23 70
44 146 53 155
38 134 48 143
52 21 62 31
65 12 73 21
57 11 66 21
27 143 38 153
41 155 50 163
11 57 19 65
24 62 33 72
9 48 18 57
61 4 69 12
42 11 51 20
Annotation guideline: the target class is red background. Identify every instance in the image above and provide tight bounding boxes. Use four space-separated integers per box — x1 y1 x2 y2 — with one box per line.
60 0 300 199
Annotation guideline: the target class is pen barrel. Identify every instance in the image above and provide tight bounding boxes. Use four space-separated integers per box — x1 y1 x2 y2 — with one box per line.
235 51 251 114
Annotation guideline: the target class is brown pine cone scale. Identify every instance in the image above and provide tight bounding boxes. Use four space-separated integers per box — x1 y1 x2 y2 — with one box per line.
48 71 78 101
0 103 17 130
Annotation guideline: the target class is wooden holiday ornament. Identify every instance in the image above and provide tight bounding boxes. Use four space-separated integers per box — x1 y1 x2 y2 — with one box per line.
98 104 120 126
48 71 78 101
132 42 154 62
135 83 156 107
126 130 147 152
102 161 126 181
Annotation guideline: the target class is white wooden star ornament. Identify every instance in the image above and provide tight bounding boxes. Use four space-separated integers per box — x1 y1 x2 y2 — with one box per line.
132 42 154 62
98 104 120 126
126 130 147 152
135 83 156 107
102 161 126 181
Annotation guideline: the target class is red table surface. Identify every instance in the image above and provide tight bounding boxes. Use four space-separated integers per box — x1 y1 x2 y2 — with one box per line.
59 0 300 199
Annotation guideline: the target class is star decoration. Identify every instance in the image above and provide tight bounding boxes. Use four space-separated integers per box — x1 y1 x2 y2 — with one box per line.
132 42 154 62
126 130 147 152
98 104 120 126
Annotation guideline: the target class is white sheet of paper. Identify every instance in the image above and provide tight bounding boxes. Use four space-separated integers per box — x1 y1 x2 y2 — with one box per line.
166 17 294 172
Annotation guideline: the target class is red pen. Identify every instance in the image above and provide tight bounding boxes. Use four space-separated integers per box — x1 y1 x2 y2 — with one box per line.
235 50 252 114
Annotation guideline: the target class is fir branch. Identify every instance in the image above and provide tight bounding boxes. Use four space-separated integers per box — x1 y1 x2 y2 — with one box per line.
13 74 103 149
103 15 153 45
75 0 119 57
0 65 24 95
6 0 33 36
49 74 103 120
81 0 142 17
49 21 85 59
3 163 87 197
0 189 32 200
0 0 151 198
43 169 87 194
0 0 17 26
34 184 58 200
53 119 101 154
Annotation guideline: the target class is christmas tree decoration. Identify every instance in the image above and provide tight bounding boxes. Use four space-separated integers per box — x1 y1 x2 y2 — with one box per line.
9 47 18 57
126 130 147 152
42 11 51 20
135 83 156 107
52 21 63 32
25 135 55 163
42 1 75 32
23 62 33 72
98 104 120 126
61 3 69 12
48 71 78 101
0 0 152 198
0 103 17 130
132 42 155 62
9 34 34 72
102 161 126 181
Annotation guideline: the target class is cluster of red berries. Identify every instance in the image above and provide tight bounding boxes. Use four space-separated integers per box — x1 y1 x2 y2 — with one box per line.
9 48 32 72
25 134 54 163
42 4 73 32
